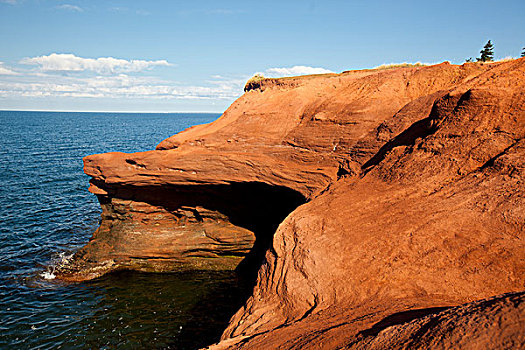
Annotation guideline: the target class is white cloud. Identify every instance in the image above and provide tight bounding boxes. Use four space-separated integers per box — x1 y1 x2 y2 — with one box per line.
1 54 247 104
56 4 84 12
206 9 244 15
20 53 171 74
263 65 334 77
109 6 128 13
0 62 18 75
0 72 243 100
178 8 245 16
109 7 150 15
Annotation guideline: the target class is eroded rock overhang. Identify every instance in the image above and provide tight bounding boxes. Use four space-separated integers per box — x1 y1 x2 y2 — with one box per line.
57 61 499 284
57 145 338 281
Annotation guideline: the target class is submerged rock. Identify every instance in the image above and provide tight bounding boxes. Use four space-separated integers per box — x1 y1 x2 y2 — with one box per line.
59 59 524 349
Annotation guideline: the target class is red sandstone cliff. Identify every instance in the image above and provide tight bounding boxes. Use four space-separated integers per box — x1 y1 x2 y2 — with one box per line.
59 59 525 348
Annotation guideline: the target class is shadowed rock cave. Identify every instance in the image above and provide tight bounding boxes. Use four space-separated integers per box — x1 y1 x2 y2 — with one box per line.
96 181 307 281
87 181 308 347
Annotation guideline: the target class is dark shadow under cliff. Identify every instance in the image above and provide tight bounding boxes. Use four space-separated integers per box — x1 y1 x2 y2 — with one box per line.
95 181 307 282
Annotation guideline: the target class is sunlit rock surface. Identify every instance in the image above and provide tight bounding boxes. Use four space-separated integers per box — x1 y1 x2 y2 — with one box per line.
59 59 524 349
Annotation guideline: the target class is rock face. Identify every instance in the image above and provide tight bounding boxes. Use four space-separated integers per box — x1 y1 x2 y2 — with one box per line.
59 59 524 348
347 292 525 350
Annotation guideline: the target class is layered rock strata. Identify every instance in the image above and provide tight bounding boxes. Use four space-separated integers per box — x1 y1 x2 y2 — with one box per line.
59 59 524 348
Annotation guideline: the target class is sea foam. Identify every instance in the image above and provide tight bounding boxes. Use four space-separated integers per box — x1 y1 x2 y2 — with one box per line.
40 251 74 280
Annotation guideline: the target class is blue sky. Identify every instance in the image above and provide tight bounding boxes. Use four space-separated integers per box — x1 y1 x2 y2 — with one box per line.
0 0 524 112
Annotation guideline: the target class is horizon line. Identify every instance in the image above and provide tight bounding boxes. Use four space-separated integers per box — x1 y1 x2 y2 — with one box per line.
0 108 224 114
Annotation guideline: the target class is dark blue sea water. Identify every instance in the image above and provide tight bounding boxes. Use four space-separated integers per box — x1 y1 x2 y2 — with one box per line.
0 111 249 349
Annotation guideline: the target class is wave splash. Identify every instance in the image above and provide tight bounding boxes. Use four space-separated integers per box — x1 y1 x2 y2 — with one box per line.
40 251 74 280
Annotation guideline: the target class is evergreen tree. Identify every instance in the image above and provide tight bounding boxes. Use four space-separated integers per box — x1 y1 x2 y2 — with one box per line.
477 40 494 62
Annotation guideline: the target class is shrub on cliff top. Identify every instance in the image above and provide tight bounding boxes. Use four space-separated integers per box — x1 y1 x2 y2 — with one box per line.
373 62 429 70
244 74 265 92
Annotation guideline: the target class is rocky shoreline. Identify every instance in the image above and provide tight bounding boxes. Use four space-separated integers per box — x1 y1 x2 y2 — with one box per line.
58 59 524 349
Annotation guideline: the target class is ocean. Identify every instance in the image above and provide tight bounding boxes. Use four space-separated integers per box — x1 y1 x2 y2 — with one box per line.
0 111 250 349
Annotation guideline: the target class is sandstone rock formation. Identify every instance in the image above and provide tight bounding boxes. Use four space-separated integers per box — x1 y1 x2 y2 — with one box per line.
59 59 524 348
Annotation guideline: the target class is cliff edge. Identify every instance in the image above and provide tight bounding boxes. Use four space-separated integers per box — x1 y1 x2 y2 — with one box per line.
58 59 524 349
